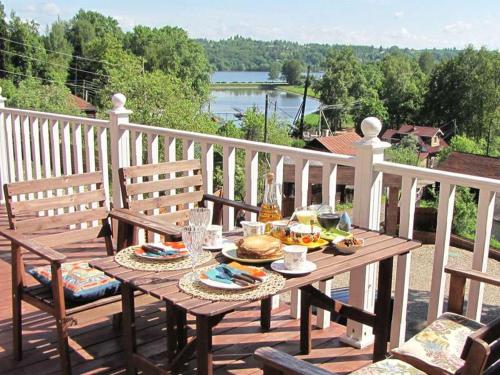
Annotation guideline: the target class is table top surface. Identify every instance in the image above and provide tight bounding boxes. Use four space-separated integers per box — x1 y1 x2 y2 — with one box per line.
90 226 421 318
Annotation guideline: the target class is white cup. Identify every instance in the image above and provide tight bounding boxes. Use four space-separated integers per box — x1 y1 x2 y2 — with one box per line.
283 245 307 271
240 221 266 237
205 225 223 248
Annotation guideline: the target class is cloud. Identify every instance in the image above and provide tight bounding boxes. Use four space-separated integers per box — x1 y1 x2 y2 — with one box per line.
41 2 60 16
444 21 472 34
394 11 404 18
115 15 136 30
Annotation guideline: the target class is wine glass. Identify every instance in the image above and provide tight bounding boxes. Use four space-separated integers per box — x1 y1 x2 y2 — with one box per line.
189 208 211 227
181 225 206 282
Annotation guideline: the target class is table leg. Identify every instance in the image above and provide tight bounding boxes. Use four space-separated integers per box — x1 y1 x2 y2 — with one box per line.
122 284 137 375
260 297 272 332
166 303 178 363
176 307 188 349
373 257 393 361
300 287 312 354
196 315 213 375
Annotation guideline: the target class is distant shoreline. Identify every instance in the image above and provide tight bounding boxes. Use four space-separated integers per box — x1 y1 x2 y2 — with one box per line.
210 82 320 100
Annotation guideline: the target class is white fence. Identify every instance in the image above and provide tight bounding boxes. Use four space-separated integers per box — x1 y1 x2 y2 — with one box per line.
0 92 498 348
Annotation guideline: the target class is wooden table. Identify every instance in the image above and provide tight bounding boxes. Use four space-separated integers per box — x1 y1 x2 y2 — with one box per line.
91 211 420 375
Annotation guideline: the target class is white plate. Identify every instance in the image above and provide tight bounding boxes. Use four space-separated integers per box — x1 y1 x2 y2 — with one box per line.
221 247 283 264
270 260 317 275
198 269 268 290
202 238 237 251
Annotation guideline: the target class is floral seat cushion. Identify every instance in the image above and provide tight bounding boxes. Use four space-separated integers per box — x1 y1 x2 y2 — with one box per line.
351 359 425 374
28 261 121 303
392 312 484 374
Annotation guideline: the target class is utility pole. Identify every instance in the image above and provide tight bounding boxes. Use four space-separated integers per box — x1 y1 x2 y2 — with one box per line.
299 65 311 139
264 94 269 143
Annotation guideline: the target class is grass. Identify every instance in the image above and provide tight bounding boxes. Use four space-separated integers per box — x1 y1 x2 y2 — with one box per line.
462 232 500 249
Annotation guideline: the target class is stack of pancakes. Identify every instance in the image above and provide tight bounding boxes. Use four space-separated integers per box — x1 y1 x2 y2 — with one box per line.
237 235 283 259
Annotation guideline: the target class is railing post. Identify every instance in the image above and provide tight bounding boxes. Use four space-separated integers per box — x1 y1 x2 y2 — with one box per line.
0 88 7 202
108 93 132 209
343 117 390 348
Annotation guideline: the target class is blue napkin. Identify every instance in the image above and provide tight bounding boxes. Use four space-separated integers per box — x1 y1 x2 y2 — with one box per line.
204 267 233 284
145 249 177 257
338 212 352 232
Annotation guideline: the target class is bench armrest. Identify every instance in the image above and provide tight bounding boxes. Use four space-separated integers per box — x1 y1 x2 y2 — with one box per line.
202 194 260 213
445 266 500 287
254 347 335 375
0 228 66 263
110 208 181 238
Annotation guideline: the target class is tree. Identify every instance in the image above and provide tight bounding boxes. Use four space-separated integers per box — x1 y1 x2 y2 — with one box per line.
418 51 435 74
268 61 281 81
44 19 73 83
423 47 500 143
437 134 488 161
0 3 8 78
124 25 211 97
379 52 426 126
0 77 80 114
385 135 420 165
281 59 303 85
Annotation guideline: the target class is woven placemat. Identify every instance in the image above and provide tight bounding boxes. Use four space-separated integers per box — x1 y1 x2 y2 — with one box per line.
178 265 286 301
114 246 213 271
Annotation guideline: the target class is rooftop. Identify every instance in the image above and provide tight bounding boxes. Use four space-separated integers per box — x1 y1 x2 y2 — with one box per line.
306 132 362 156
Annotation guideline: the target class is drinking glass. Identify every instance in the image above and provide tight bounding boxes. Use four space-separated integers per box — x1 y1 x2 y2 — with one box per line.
181 225 206 281
189 208 211 227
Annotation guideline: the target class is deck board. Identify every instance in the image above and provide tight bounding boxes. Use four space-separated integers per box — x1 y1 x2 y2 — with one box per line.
0 205 372 374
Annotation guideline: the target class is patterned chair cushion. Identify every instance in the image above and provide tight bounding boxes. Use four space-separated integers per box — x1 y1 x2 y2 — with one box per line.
28 261 121 303
351 359 425 374
392 312 484 374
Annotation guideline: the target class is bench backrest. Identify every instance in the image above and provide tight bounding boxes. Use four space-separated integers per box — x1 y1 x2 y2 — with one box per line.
119 159 204 225
3 172 112 253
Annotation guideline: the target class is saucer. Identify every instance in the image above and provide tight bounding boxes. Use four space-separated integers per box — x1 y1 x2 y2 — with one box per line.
202 238 237 251
270 260 317 275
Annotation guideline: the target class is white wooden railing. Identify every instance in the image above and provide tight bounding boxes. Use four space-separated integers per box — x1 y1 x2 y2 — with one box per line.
0 92 498 349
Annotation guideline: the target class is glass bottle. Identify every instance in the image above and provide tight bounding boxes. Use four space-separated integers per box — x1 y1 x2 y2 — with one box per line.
258 172 282 225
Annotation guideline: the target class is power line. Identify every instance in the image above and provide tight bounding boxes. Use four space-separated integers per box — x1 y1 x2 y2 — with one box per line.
0 36 119 67
0 68 99 94
0 48 111 78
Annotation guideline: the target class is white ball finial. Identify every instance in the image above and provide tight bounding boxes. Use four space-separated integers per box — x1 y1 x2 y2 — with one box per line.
361 117 382 139
111 93 126 110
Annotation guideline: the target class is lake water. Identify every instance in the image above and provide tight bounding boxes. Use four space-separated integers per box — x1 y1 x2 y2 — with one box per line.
207 88 320 122
211 71 323 83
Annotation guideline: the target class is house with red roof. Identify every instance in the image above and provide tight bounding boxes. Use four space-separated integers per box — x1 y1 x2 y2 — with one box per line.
304 131 361 156
382 124 448 167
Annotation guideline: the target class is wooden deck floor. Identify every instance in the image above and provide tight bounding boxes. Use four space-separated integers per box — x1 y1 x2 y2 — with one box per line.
0 206 373 374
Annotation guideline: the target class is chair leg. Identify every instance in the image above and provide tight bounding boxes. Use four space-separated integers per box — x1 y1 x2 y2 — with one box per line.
55 317 72 375
12 291 22 360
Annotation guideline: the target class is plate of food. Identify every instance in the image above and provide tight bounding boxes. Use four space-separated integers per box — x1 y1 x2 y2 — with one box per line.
199 262 267 290
134 242 188 261
320 228 352 243
281 237 329 249
335 237 364 254
221 235 284 263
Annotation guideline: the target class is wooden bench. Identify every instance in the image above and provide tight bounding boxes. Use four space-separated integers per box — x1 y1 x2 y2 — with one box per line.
254 266 500 375
0 172 155 374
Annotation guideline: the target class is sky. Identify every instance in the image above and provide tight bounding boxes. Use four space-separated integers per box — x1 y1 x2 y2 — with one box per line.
4 0 500 49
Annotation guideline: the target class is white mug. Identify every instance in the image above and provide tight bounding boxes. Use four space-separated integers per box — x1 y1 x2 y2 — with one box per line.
205 225 223 248
240 221 266 237
283 245 307 271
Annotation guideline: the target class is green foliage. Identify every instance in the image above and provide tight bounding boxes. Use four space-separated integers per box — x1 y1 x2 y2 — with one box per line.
0 78 80 114
385 135 420 165
281 59 304 85
268 62 281 81
124 25 211 96
438 134 488 161
379 52 426 126
198 36 460 72
239 107 294 146
44 20 73 83
423 47 500 142
418 51 436 75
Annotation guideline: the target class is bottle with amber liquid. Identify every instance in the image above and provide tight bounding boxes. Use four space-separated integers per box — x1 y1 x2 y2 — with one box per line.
258 172 282 227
